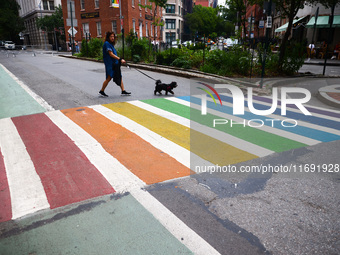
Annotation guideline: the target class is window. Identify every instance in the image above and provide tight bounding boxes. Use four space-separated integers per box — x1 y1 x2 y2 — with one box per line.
178 6 180 15
139 0 141 10
132 0 134 7
133 19 136 33
166 5 175 13
43 0 48 10
82 23 89 37
80 0 85 9
139 22 143 37
165 32 176 43
112 20 117 34
42 0 54 10
96 22 102 36
146 22 148 37
94 0 99 8
165 19 176 29
150 24 153 37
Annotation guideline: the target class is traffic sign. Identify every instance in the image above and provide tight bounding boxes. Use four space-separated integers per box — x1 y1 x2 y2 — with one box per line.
68 27 77 35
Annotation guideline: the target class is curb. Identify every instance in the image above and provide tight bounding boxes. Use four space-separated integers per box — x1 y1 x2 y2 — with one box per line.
317 85 340 108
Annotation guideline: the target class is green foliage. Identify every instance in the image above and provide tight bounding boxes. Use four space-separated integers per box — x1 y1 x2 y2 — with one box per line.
79 38 103 59
280 42 306 75
130 38 150 62
0 0 25 41
185 5 227 38
37 5 64 32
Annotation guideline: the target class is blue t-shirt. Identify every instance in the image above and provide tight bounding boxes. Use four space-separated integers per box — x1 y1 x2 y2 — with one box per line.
103 41 118 78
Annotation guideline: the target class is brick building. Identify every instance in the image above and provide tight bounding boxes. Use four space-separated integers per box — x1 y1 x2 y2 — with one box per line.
61 0 163 46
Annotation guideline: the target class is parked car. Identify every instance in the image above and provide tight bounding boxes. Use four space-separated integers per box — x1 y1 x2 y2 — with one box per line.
5 41 15 50
171 40 181 48
223 38 239 49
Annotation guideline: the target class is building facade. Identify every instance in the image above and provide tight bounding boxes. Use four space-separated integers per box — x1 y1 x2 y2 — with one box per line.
16 0 61 48
60 0 163 48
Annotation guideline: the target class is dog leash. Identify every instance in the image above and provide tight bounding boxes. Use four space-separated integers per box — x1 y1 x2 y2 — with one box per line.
126 65 157 81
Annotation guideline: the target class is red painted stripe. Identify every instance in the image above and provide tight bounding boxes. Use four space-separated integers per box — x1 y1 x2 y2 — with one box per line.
0 148 12 222
12 114 114 209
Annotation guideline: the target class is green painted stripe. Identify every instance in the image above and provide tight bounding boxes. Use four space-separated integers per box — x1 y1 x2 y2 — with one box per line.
104 102 257 165
0 194 193 254
142 98 307 152
0 66 46 119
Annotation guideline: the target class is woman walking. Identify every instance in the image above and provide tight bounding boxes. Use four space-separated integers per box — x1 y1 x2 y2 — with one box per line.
99 31 131 97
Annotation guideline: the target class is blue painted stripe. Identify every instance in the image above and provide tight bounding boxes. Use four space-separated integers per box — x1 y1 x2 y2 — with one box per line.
219 94 340 130
179 96 340 142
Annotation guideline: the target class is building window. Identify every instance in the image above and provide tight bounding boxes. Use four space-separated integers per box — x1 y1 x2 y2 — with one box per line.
112 20 117 34
42 1 54 10
133 19 136 33
166 5 175 14
165 19 176 29
80 0 85 10
139 0 141 10
96 22 102 36
94 0 99 8
146 22 148 37
166 32 176 43
82 23 89 37
178 6 181 15
139 22 143 37
150 24 153 37
132 0 134 7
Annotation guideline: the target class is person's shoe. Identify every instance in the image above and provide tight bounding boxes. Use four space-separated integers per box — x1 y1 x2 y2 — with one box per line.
121 90 131 95
99 90 108 97
331 56 336 60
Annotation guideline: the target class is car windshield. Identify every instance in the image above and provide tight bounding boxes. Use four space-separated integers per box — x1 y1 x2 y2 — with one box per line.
5 41 14 44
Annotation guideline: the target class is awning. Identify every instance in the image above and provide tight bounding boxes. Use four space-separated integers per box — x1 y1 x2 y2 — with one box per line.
306 15 340 28
275 16 306 32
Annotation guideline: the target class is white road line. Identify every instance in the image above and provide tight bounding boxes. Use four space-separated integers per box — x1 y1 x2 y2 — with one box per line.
0 118 50 219
90 104 212 171
46 110 220 255
45 111 145 193
241 93 340 122
129 100 273 157
0 63 54 111
167 97 321 146
207 94 340 136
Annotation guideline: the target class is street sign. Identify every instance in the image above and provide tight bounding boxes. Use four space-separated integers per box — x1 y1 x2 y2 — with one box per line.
68 27 77 35
259 20 265 28
267 16 272 28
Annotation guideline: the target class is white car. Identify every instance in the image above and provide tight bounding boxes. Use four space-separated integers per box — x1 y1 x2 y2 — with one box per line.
5 41 15 50
223 38 239 49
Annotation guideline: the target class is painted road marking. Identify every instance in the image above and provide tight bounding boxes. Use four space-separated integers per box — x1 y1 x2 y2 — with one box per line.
131 99 273 157
0 118 49 220
187 95 340 143
168 97 308 152
104 102 258 166
0 148 11 222
47 110 220 255
61 107 191 184
46 110 145 193
12 113 114 209
0 64 54 118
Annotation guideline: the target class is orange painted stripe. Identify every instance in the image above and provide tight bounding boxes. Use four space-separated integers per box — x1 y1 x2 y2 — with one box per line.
61 107 192 185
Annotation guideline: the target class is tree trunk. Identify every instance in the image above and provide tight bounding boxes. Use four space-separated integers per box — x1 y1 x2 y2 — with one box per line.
278 4 296 71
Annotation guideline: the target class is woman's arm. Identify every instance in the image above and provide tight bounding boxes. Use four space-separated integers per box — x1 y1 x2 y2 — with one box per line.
108 50 126 64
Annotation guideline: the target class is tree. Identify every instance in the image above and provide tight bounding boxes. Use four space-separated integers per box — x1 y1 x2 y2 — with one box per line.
224 0 249 40
139 0 167 41
273 0 305 70
37 5 64 48
185 5 226 39
0 0 25 41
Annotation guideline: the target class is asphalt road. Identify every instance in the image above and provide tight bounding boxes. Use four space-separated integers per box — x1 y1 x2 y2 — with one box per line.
0 50 339 255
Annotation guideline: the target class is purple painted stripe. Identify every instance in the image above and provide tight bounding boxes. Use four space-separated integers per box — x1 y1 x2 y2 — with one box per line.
252 95 340 118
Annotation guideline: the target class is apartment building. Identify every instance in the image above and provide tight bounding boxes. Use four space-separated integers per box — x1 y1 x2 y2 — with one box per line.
61 0 163 47
16 0 61 48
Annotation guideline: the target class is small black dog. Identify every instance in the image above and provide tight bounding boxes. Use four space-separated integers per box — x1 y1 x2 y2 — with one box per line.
154 80 178 95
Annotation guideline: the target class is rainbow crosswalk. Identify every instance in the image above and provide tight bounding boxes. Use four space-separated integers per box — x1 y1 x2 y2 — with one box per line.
0 95 340 224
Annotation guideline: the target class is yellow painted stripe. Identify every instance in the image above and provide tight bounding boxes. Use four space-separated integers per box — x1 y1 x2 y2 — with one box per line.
62 107 191 185
104 102 258 165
